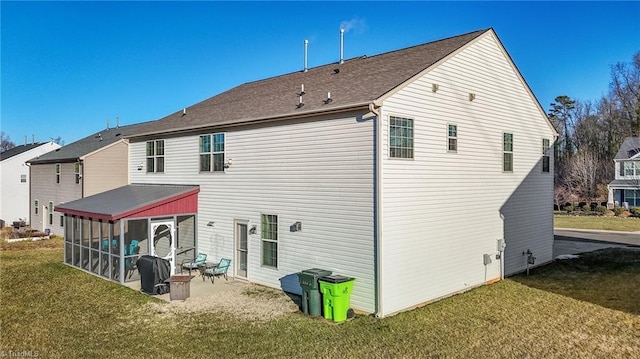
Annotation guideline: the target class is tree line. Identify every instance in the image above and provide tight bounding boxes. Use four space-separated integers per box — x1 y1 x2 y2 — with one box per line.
549 51 639 208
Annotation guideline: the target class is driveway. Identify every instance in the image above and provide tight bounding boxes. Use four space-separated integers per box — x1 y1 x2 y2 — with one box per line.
554 229 640 257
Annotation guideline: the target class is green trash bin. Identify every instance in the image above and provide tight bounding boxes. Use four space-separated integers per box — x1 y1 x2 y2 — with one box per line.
319 275 355 322
298 268 332 316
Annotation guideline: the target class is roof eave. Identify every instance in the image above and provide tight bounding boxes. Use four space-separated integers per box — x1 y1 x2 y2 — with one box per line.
126 101 372 139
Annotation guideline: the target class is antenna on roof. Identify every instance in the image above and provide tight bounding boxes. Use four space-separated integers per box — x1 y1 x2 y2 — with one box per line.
339 29 345 65
304 40 309 72
106 118 110 130
115 116 120 128
24 136 27 145
32 134 35 145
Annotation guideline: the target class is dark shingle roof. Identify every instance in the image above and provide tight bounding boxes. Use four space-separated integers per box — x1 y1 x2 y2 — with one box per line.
28 122 151 164
132 29 489 137
614 137 640 160
55 184 199 221
0 142 46 161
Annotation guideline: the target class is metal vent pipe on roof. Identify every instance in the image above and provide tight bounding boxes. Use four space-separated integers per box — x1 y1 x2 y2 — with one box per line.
304 39 309 72
339 29 345 64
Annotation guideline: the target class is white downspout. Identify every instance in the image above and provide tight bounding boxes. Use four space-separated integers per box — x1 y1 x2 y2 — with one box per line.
370 102 383 317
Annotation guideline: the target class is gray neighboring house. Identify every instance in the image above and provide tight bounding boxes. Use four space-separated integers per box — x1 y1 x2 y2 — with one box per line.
27 123 149 235
608 136 640 208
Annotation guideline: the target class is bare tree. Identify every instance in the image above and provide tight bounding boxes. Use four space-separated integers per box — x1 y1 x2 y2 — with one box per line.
566 150 600 203
1 132 16 152
610 51 640 135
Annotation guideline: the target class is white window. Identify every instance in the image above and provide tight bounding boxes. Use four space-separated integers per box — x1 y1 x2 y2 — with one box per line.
55 163 61 183
199 133 225 172
623 161 640 177
542 139 550 173
20 174 27 183
146 140 165 173
60 215 65 227
48 202 54 225
448 124 457 152
261 214 278 268
75 162 81 184
389 116 414 159
34 200 39 215
503 133 513 172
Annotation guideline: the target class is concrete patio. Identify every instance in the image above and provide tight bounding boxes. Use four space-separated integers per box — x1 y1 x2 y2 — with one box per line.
124 270 250 302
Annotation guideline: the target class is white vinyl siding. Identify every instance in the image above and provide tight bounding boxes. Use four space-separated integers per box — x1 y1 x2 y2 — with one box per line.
130 112 376 312
83 141 129 197
379 32 555 316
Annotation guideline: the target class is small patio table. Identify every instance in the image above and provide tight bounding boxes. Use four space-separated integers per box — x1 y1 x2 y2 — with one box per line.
198 262 218 281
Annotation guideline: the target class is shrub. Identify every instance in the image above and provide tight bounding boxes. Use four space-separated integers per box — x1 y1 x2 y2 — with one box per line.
631 207 640 215
564 204 574 213
604 210 616 217
581 204 591 212
595 205 607 214
613 206 625 216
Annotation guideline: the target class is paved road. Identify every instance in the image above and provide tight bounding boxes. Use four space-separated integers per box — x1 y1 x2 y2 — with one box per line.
553 229 640 258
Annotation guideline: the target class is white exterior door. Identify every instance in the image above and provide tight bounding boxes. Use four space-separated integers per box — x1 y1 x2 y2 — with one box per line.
235 221 248 279
150 221 176 275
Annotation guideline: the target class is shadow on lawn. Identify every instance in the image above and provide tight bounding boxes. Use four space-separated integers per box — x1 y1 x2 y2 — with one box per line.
510 248 640 315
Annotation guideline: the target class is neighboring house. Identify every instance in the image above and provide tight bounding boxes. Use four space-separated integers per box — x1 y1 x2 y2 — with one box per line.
0 141 61 226
608 137 640 208
56 28 557 317
27 123 149 235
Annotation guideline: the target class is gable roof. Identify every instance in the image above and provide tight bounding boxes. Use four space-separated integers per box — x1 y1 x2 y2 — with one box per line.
614 137 640 160
130 29 490 138
27 122 151 164
0 142 47 161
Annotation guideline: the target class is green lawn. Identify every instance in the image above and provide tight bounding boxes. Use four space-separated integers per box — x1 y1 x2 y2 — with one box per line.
554 214 640 232
2 240 640 358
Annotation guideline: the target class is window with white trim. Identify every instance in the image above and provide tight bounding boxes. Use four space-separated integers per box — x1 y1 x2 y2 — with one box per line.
503 133 513 172
261 214 278 268
60 215 65 227
49 201 54 225
55 163 61 183
20 174 27 183
389 116 414 159
146 140 165 173
623 161 640 177
75 162 81 184
448 124 458 152
542 139 550 173
34 200 39 215
199 133 225 172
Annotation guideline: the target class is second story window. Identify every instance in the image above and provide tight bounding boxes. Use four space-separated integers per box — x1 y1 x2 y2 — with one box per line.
389 116 414 159
34 200 39 215
75 163 81 184
623 161 640 177
542 139 550 173
55 163 61 183
199 133 225 172
146 140 165 173
448 124 458 152
20 174 27 183
503 133 513 172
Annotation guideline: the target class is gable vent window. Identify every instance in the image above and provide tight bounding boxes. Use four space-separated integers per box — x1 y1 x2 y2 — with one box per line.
199 133 225 172
146 140 165 173
55 163 61 183
389 116 414 159
503 133 513 172
448 124 458 152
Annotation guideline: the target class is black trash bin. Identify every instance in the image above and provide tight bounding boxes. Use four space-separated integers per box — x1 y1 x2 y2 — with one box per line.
137 255 171 295
298 268 332 316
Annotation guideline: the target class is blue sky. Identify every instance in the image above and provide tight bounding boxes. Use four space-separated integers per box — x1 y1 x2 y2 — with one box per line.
2 1 639 145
